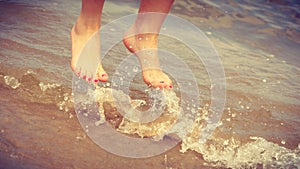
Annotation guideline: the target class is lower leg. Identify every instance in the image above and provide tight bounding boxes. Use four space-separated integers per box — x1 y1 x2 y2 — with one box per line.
123 0 174 89
71 0 108 82
135 0 174 33
76 0 103 32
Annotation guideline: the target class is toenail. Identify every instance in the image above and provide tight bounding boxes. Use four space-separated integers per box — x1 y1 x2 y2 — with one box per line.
101 74 106 77
82 75 86 80
160 81 164 83
87 77 92 82
169 85 173 89
76 72 80 76
94 79 99 83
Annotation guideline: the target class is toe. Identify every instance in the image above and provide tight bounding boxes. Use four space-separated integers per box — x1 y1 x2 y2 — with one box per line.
74 67 81 76
159 81 168 89
150 78 171 89
160 74 172 90
165 78 173 90
142 70 172 89
95 65 109 82
166 82 173 89
98 73 108 82
87 76 93 82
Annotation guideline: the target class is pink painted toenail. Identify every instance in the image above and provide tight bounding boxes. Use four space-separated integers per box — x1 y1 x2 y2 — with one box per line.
101 74 106 77
169 85 173 89
94 79 99 83
87 77 92 82
76 72 80 76
82 75 86 80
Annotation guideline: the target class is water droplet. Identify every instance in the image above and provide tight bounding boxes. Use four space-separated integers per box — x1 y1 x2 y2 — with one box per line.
133 66 139 73
26 69 35 74
223 139 229 145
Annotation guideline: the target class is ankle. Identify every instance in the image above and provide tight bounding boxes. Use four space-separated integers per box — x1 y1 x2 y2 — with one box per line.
74 15 100 35
126 24 158 37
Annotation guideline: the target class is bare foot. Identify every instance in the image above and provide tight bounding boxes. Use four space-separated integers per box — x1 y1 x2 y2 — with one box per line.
123 27 172 89
71 21 108 83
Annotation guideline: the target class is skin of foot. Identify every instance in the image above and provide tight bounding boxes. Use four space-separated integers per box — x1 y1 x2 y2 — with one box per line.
71 21 172 89
71 20 108 83
123 26 172 89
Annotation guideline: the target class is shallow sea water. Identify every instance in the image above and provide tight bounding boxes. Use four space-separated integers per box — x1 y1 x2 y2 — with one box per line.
0 0 300 168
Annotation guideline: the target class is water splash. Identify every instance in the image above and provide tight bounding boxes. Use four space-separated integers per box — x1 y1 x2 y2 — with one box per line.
93 86 300 168
3 75 20 89
182 135 300 168
39 82 61 92
94 87 181 138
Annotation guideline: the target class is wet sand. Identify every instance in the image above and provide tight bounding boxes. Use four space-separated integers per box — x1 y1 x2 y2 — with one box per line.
0 84 210 169
0 64 214 169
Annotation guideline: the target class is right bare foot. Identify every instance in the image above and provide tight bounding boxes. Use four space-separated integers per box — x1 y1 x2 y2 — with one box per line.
71 19 108 83
123 27 172 89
